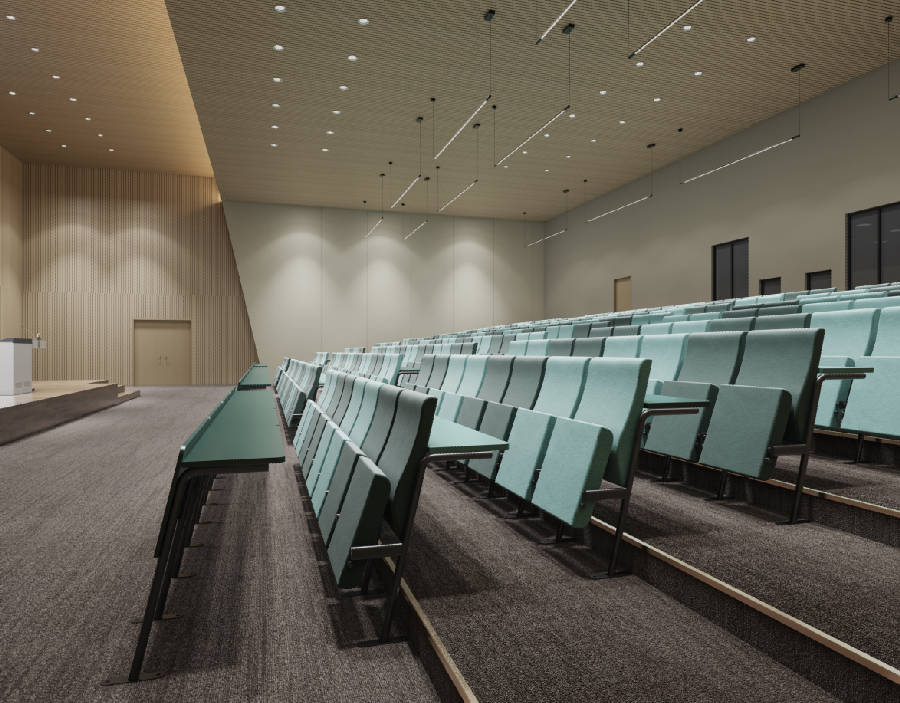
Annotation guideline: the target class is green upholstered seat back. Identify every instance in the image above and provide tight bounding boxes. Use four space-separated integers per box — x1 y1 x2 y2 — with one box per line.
753 313 810 330
437 391 463 420
733 329 824 442
689 312 723 320
641 322 673 335
376 389 436 535
602 335 642 358
572 338 605 356
501 356 547 409
722 308 757 319
309 427 349 513
508 340 528 355
467 401 517 479
327 456 391 588
531 418 614 528
493 409 555 501
852 297 900 311
573 358 650 486
803 301 852 313
338 377 368 434
871 307 900 356
589 327 613 338
671 320 711 334
709 318 754 332
526 339 550 356
842 356 900 436
456 355 489 396
675 331 744 383
532 356 589 418
557 324 575 338
548 338 574 356
477 356 513 402
359 384 399 460
699 385 791 479
756 304 801 316
440 355 467 392
810 308 878 357
426 354 450 388
573 322 592 338
348 380 381 446
317 440 363 544
640 333 688 381
455 396 487 429
612 325 640 336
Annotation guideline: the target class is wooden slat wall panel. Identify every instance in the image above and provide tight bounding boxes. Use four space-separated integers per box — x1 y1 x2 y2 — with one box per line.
22 163 257 385
0 145 24 338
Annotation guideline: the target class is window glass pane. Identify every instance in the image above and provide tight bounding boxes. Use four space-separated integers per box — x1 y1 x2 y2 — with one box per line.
731 238 749 298
849 209 880 287
807 269 832 290
714 244 731 300
881 204 900 284
760 277 781 294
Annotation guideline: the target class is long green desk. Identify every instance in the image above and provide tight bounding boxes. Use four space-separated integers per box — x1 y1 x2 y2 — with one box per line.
108 386 285 686
237 363 271 390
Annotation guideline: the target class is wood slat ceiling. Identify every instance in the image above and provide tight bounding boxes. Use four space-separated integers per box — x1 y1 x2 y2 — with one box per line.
0 1 211 176
166 0 899 220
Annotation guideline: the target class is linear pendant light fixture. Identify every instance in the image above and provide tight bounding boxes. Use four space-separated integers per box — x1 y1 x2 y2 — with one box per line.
434 10 494 161
404 176 430 240
682 64 804 184
392 117 424 208
498 22 574 166
440 123 480 212
528 189 569 246
536 0 577 44
587 144 655 222
887 16 898 101
365 173 385 238
628 0 704 58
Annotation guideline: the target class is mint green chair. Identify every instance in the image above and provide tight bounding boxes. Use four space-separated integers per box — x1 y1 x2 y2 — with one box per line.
532 357 589 418
809 309 878 427
671 320 710 334
870 307 900 355
641 322 673 335
602 335 642 358
754 313 810 330
530 418 614 528
456 355 489 396
440 355 467 393
526 339 550 356
508 340 528 355
493 409 555 502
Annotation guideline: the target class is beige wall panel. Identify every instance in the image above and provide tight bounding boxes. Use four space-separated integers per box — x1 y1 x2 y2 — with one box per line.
544 64 900 317
366 215 413 346
224 201 546 366
490 219 545 326
0 146 24 338
23 164 256 385
407 216 454 339
322 208 367 352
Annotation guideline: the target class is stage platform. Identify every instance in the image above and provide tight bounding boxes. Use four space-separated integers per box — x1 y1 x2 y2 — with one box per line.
0 380 139 445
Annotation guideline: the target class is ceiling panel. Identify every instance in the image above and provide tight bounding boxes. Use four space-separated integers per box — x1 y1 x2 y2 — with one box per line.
0 1 211 176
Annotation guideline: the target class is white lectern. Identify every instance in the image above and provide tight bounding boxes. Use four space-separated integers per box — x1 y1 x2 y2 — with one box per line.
0 338 35 395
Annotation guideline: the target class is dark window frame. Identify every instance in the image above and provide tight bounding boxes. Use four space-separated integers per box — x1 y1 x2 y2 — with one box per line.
760 276 782 295
711 237 749 300
806 269 832 290
846 199 900 288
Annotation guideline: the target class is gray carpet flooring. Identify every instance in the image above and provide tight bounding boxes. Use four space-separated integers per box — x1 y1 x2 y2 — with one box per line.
774 452 900 510
404 469 841 703
595 473 900 668
0 387 439 703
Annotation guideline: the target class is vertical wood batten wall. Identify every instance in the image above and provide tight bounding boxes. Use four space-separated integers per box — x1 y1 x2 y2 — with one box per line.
0 146 24 338
23 163 256 385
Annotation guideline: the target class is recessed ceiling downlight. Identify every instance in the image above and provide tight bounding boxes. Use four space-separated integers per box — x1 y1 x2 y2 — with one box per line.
348 55 358 61
273 44 284 51
274 5 286 13
358 18 369 25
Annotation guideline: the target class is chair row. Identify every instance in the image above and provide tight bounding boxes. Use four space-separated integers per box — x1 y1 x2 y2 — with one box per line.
292 370 436 640
329 352 402 384
425 355 652 574
274 358 322 426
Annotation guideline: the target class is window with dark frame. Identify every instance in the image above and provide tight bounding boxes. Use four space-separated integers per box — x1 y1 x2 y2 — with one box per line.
847 200 900 288
712 237 749 300
806 269 832 290
760 277 782 295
